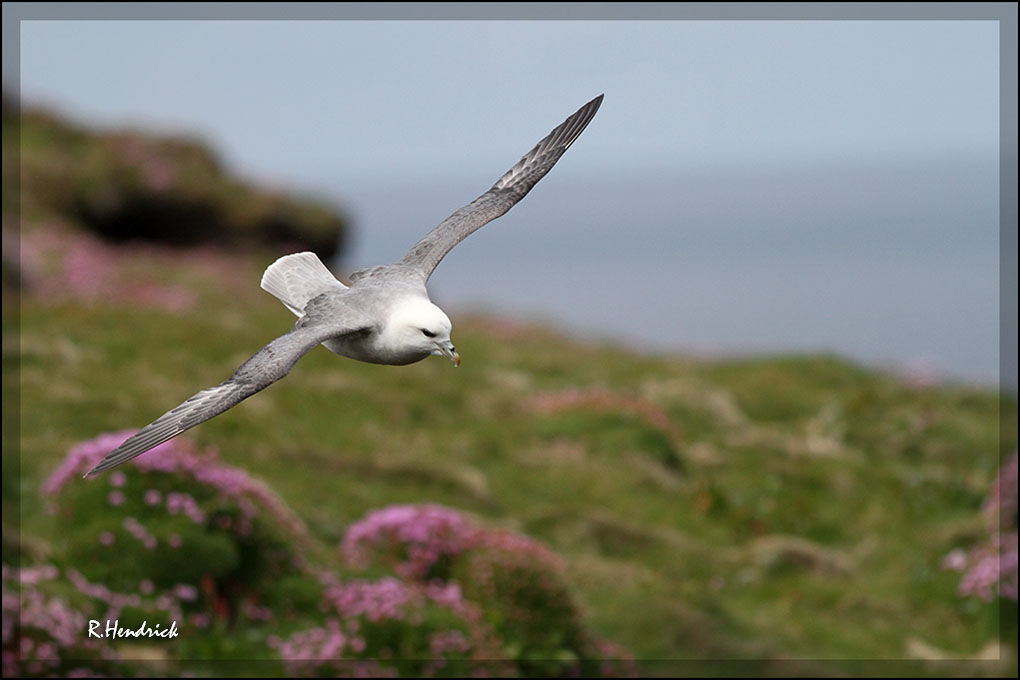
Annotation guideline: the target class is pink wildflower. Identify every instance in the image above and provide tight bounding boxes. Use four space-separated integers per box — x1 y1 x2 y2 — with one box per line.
947 451 1019 602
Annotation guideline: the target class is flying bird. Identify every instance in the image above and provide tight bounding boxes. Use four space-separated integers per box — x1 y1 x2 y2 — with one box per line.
84 94 604 478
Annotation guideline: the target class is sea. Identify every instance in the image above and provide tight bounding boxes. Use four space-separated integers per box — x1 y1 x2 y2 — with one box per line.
326 156 1009 391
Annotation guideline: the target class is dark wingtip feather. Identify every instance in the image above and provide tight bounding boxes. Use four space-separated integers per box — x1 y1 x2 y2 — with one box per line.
397 94 605 279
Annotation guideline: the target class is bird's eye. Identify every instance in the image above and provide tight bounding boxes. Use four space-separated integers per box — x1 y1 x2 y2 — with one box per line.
421 329 436 338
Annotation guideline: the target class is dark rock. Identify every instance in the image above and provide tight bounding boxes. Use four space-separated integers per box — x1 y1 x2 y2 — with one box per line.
6 95 348 260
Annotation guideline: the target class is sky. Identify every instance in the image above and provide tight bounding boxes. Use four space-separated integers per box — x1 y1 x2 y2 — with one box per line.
5 4 1015 387
12 16 1000 182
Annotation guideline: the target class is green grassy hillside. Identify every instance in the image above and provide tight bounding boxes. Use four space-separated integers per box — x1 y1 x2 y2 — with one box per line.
6 236 1016 676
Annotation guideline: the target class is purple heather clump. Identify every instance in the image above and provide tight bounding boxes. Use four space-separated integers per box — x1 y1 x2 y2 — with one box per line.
65 568 143 620
62 566 191 624
947 451 1019 603
165 492 207 524
324 576 415 622
18 228 197 311
6 562 203 675
985 451 1019 525
270 623 399 678
342 504 477 579
43 430 308 541
268 617 349 671
41 431 144 496
270 566 494 675
3 564 119 677
342 503 564 585
424 581 469 614
16 564 59 586
42 431 320 630
4 587 82 674
958 531 1019 602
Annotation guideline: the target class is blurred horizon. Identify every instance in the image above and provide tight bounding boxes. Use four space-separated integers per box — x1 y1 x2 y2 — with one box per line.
10 15 1008 388
334 155 1000 388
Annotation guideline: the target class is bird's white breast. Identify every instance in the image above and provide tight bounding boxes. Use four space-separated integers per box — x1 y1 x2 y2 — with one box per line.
323 295 448 366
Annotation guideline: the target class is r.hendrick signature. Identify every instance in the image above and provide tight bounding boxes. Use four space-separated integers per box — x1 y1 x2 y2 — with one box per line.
88 619 179 639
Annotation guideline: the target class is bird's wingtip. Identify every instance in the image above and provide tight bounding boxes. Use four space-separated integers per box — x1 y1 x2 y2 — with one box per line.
83 459 115 478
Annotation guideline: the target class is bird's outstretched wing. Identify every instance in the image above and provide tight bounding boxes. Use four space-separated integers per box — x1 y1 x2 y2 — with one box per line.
397 94 603 281
83 315 369 478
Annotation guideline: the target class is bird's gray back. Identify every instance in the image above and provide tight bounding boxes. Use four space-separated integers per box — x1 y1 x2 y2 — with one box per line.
307 267 431 363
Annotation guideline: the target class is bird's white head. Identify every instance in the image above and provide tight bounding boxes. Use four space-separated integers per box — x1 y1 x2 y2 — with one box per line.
382 297 459 366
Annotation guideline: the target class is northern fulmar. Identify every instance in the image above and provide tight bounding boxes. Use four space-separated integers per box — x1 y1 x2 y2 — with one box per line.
84 94 603 478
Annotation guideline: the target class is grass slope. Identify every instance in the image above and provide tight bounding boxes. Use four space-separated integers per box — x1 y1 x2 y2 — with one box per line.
8 245 1017 676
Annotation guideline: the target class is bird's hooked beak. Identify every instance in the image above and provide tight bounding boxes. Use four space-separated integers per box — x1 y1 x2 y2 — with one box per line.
435 341 461 367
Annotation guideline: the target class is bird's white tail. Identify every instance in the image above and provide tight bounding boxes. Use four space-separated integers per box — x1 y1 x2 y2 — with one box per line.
260 252 347 316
